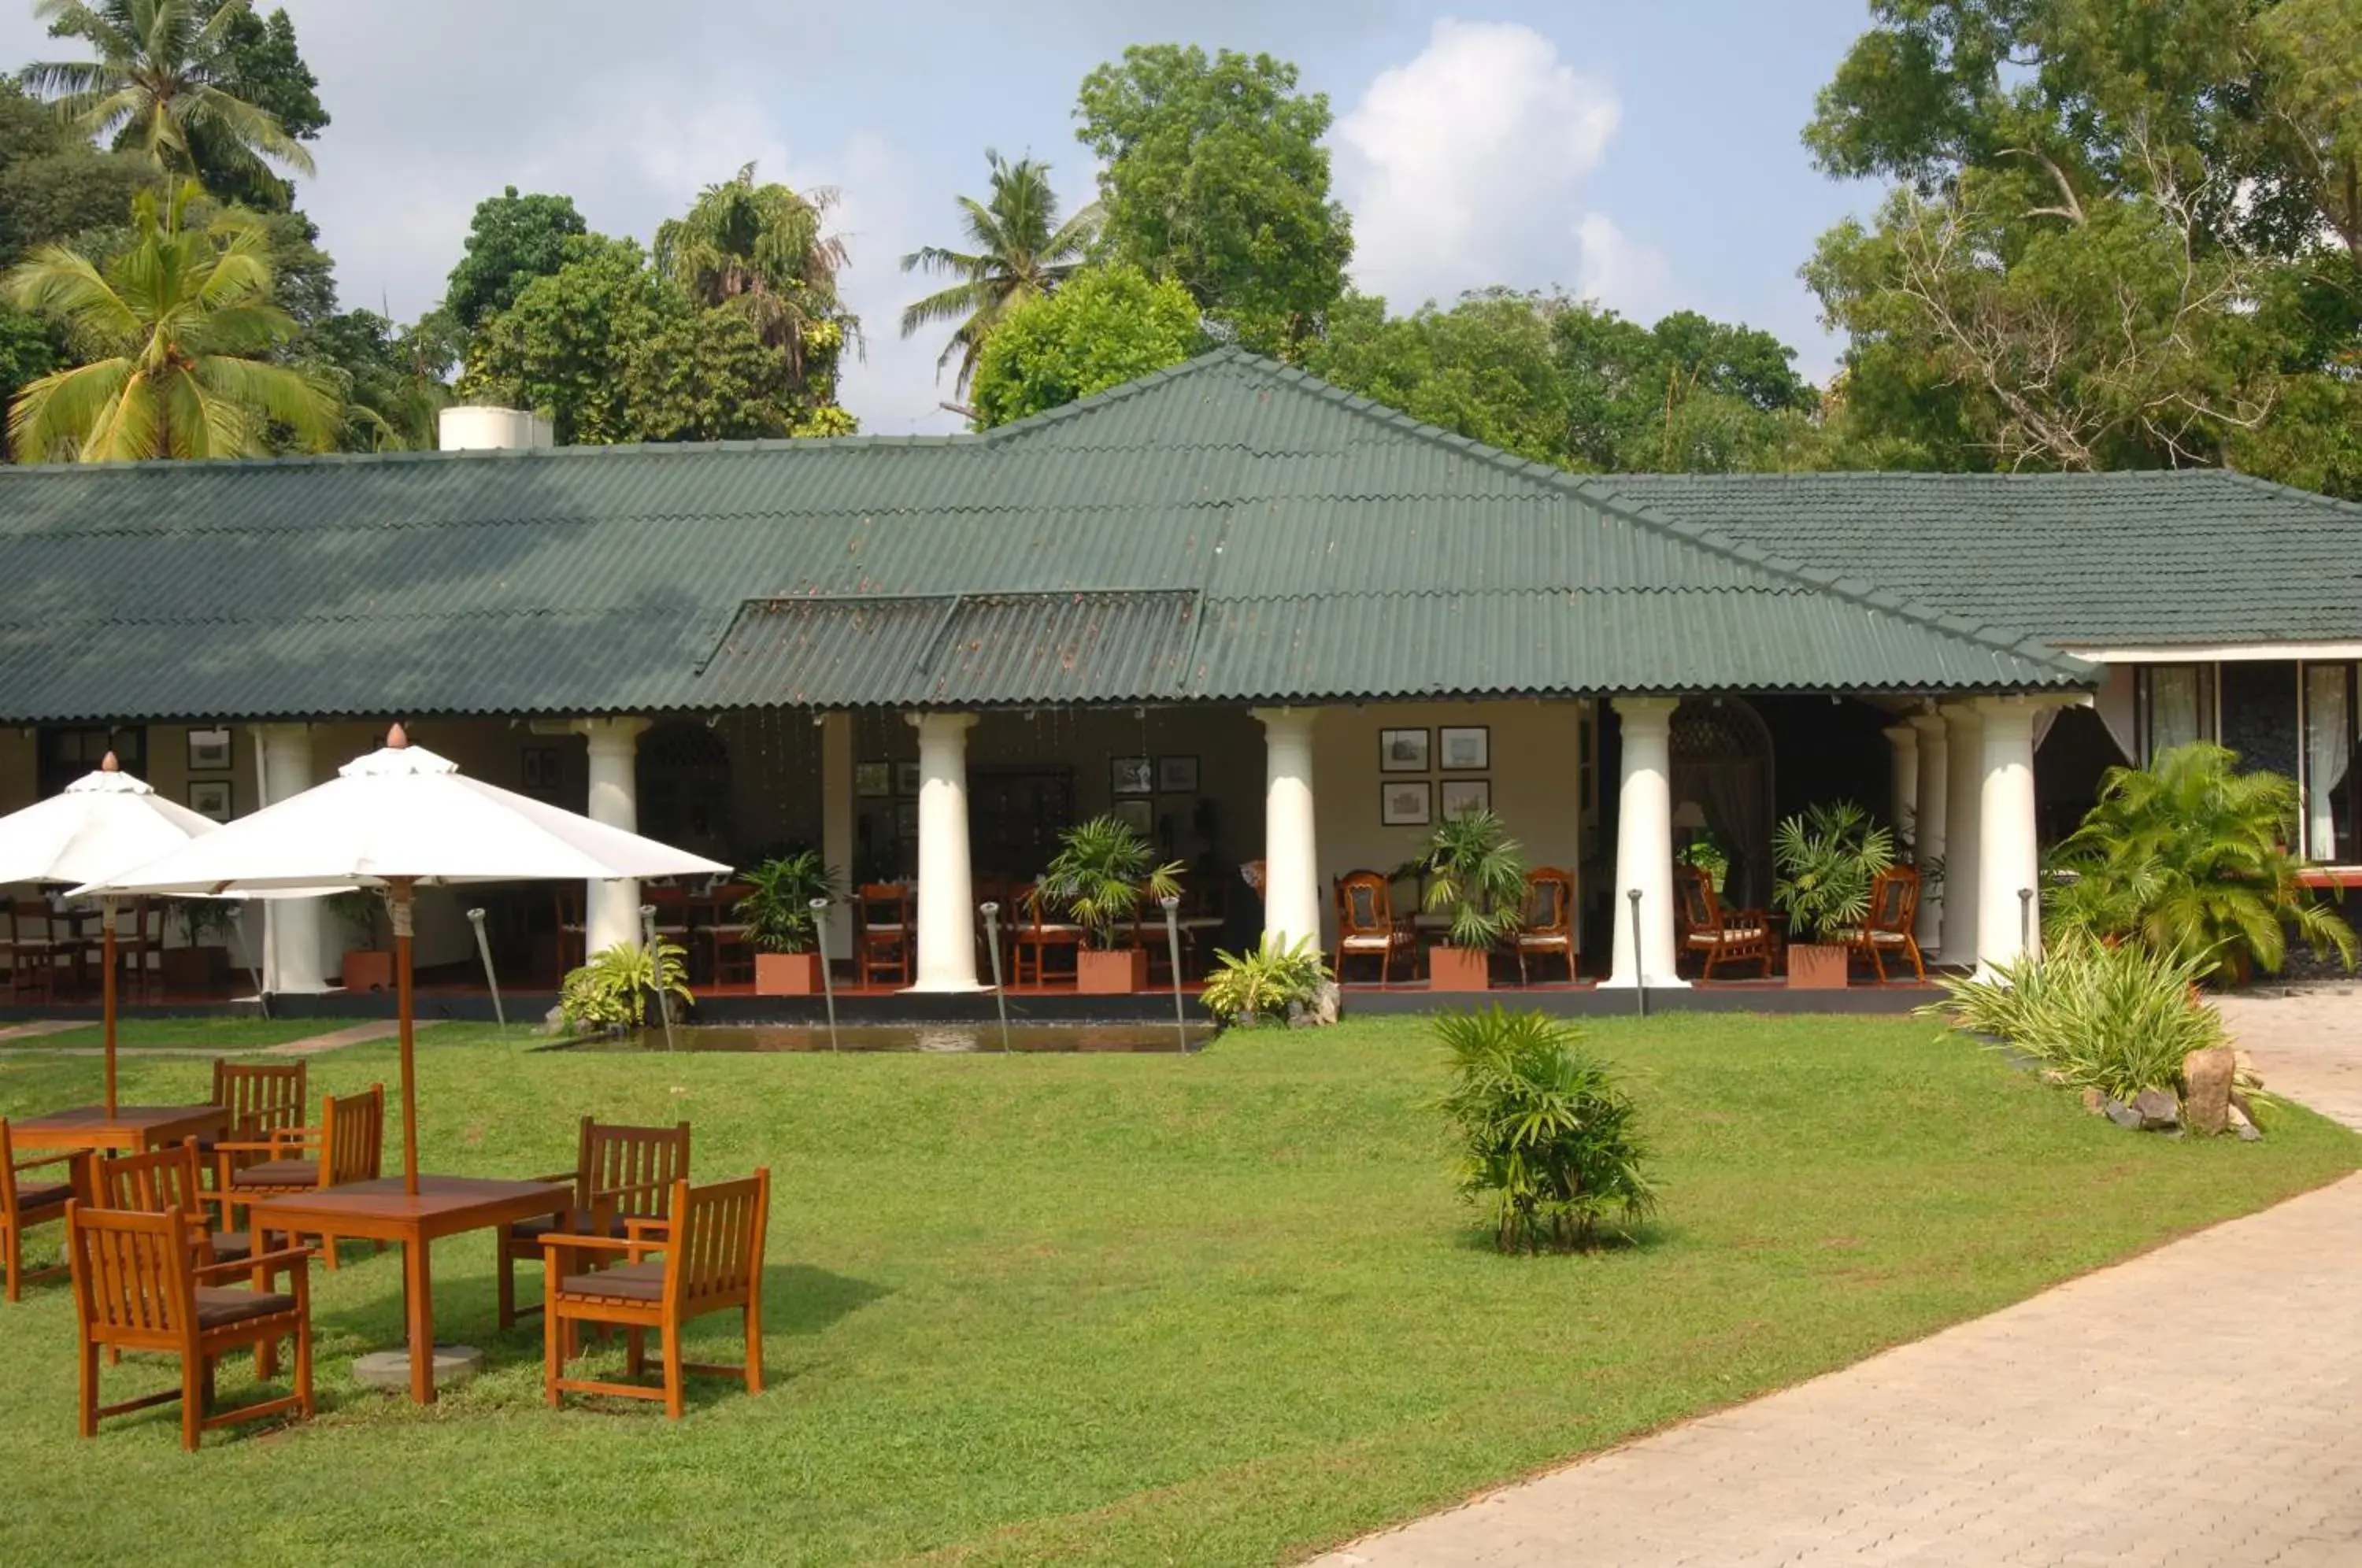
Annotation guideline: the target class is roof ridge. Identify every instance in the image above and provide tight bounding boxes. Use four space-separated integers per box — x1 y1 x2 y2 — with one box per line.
973 346 1259 442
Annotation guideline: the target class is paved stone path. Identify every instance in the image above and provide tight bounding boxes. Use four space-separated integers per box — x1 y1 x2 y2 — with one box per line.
265 1019 437 1056
0 1019 80 1041
1316 989 2362 1568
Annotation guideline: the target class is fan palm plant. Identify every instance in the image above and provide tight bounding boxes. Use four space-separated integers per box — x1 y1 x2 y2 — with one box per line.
899 150 1100 394
1036 815 1183 951
1420 808 1529 949
653 161 857 390
6 179 337 460
1771 801 1895 945
2049 741 2356 982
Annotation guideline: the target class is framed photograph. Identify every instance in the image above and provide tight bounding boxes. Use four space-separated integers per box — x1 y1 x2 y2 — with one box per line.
1380 779 1432 827
1110 756 1153 796
1440 778 1492 819
187 778 232 823
1113 799 1154 835
854 761 890 798
186 726 231 772
896 762 921 795
894 801 919 838
1379 728 1430 773
1438 725 1490 771
1156 754 1199 793
520 745 562 797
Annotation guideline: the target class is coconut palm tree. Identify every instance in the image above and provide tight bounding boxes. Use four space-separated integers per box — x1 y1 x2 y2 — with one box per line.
22 0 317 194
6 179 337 460
900 150 1100 393
653 161 857 390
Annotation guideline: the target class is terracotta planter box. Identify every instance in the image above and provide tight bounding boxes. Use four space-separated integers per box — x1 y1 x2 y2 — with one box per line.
1427 944 1492 992
1075 948 1147 994
754 952 824 996
342 949 396 993
1786 943 1851 990
161 945 225 990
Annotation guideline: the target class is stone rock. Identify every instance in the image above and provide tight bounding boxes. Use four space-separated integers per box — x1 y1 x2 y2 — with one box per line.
2080 1087 2107 1115
2182 1047 2236 1136
2130 1087 2182 1130
2227 1103 2264 1142
2233 1048 2259 1085
540 1004 568 1036
2103 1096 2144 1130
1311 980 1342 1027
353 1344 483 1392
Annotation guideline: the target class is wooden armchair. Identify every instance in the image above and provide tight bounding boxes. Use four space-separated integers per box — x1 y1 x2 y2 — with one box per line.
65 1202 314 1451
98 1138 250 1267
213 1084 384 1268
205 1060 308 1190
499 1117 693 1329
1674 867 1778 979
7 899 64 1004
1334 871 1416 986
1839 866 1927 982
857 883 913 988
1515 868 1579 985
1009 882 1082 987
542 1168 771 1419
2 1117 86 1301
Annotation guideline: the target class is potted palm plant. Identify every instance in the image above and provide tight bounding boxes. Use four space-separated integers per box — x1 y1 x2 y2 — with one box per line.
738 850 841 995
1037 815 1183 994
1420 808 1527 991
1771 801 1894 989
326 889 395 992
162 898 239 989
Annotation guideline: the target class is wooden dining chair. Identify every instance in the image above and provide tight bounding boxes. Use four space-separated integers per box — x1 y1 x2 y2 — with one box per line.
96 1138 250 1267
552 884 587 976
7 899 61 1004
1515 868 1579 985
542 1168 770 1419
1674 866 1778 979
1334 871 1416 986
857 883 913 988
701 882 756 988
213 1084 384 1267
65 1202 314 1451
498 1117 693 1329
205 1060 309 1186
1010 882 1083 987
114 897 163 1000
1841 866 1927 982
2 1117 86 1302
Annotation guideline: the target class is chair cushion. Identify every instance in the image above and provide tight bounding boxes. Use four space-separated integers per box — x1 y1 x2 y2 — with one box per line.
203 1232 253 1264
508 1211 631 1243
193 1285 298 1329
11 1180 72 1212
559 1259 666 1302
1340 934 1401 949
229 1159 319 1189
1516 934 1572 948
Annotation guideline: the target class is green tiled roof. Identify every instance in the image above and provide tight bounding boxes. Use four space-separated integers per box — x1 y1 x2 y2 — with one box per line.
1605 470 2362 648
0 349 2093 723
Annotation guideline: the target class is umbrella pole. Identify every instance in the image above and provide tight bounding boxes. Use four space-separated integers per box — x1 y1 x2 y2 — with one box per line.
102 895 117 1117
391 879 420 1195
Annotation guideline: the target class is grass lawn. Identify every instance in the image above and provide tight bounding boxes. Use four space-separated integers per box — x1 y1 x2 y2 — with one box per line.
0 1017 340 1052
0 1012 2353 1566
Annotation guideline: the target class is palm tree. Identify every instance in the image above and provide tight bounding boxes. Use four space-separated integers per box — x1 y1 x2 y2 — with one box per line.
6 179 337 460
900 150 1099 393
653 161 857 390
22 0 316 194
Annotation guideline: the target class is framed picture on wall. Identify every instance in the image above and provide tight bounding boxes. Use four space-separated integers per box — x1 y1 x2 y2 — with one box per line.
1440 778 1491 819
895 801 919 838
187 778 232 823
1113 799 1154 835
1110 756 1153 796
1156 754 1198 793
1381 779 1432 827
186 726 231 771
1438 726 1490 771
854 761 890 797
896 762 921 795
1379 728 1430 773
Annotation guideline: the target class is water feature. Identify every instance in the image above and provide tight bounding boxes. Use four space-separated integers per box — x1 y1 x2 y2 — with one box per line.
568 1022 1216 1054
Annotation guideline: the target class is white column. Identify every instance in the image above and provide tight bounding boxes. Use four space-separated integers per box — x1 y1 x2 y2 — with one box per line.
1907 711 1948 956
820 712 855 957
1253 707 1321 951
576 717 650 953
1939 702 1983 965
1975 697 2042 974
1882 723 1920 840
908 712 980 992
1604 697 1687 989
257 723 330 993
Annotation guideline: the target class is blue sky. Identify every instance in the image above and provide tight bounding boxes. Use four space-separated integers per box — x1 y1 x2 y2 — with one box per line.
0 2 1885 431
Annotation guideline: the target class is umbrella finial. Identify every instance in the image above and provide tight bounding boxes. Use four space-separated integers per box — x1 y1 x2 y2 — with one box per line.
387 723 409 749
100 750 119 772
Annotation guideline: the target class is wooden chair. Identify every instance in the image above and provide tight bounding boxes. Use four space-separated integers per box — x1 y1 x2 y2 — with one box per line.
97 1138 250 1267
65 1202 314 1452
701 882 756 988
117 897 163 1000
1839 866 1927 982
1515 868 1578 985
1009 882 1083 987
553 884 587 976
498 1117 693 1329
205 1060 309 1188
543 1168 769 1419
2 1117 86 1301
857 883 913 988
1334 871 1416 986
7 899 62 1004
1674 867 1778 979
213 1084 384 1268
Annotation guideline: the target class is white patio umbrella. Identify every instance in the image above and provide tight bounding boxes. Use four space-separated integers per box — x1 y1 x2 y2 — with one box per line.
80 726 729 1193
0 753 221 1115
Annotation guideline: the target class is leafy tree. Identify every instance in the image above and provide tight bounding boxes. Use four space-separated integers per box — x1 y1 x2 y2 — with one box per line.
24 0 317 199
442 187 587 332
900 150 1099 394
653 161 857 406
1306 290 1570 464
1075 44 1350 355
968 263 1202 428
294 309 447 452
189 5 325 210
0 80 153 264
4 179 335 460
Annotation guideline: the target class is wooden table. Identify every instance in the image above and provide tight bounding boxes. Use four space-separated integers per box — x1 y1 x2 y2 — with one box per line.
248 1176 569 1403
9 1103 227 1154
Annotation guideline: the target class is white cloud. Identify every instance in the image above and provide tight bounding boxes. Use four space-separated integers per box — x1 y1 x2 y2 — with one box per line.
1572 212 1674 320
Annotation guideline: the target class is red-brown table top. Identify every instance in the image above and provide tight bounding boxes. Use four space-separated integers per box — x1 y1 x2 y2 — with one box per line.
247 1176 570 1241
9 1103 227 1152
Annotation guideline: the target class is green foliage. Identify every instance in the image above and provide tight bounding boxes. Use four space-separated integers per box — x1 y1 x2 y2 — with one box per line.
1075 44 1351 355
1676 834 1730 894
324 888 386 949
1035 813 1183 952
558 938 692 1034
0 80 154 268
1199 934 1331 1026
442 187 589 332
901 149 1099 394
294 307 447 452
1436 1007 1657 1253
1926 934 2228 1104
735 850 839 955
1772 801 1897 945
968 263 1201 427
2048 741 2357 982
1420 807 1528 950
186 5 324 209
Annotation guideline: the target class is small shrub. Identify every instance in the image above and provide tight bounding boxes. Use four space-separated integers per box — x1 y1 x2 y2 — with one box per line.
1420 808 1528 949
736 850 839 953
1037 815 1183 950
1437 1007 1656 1252
1200 936 1330 1026
560 939 693 1034
1923 933 2227 1102
1772 801 1895 944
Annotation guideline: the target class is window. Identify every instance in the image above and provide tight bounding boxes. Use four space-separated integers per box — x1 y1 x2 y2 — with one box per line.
2302 664 2360 865
37 725 145 798
2134 664 2215 765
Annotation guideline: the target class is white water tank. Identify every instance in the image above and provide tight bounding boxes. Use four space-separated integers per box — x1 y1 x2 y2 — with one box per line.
437 405 553 451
